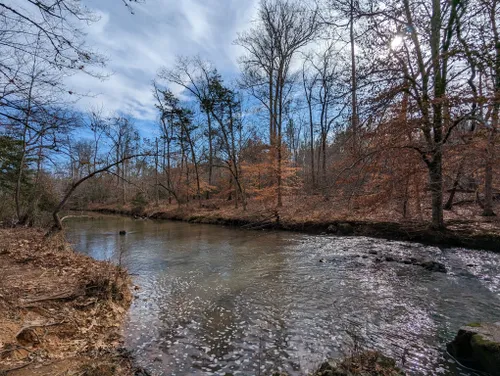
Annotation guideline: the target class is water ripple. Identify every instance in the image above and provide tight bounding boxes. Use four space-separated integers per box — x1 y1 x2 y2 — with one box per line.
65 217 500 376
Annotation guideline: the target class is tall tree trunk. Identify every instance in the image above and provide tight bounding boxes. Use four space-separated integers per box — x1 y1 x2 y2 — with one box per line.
182 123 201 204
483 12 499 216
269 68 275 145
350 0 358 152
25 139 44 225
155 138 160 206
121 159 126 205
428 0 447 229
167 137 172 205
483 128 496 216
276 70 284 208
16 47 39 224
414 174 423 220
207 112 213 199
307 91 315 187
429 157 444 229
322 134 327 185
15 133 27 223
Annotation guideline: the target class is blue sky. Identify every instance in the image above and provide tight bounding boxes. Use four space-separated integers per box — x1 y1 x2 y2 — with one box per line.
67 0 258 135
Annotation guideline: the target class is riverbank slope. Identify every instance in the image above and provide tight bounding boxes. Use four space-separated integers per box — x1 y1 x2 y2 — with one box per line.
87 203 500 252
0 228 136 376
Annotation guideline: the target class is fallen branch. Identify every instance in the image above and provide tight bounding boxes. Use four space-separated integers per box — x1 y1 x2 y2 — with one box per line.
15 321 68 336
241 212 278 229
0 344 32 356
60 214 95 223
21 290 83 306
0 359 33 374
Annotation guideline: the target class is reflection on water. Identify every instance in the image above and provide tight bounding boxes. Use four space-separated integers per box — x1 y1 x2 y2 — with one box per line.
65 216 500 375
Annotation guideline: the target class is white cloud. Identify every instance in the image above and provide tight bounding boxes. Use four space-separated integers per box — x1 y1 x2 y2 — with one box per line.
180 0 213 44
67 0 258 122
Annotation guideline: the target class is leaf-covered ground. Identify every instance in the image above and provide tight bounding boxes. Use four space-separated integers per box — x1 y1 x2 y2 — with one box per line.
0 228 137 376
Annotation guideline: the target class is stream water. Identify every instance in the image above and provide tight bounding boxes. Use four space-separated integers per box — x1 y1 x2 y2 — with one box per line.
65 216 500 376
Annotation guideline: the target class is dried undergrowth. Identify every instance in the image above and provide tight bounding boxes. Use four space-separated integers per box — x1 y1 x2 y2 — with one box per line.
0 228 137 376
90 196 500 232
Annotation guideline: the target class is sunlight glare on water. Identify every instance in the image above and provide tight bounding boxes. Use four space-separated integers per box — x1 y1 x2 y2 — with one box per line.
65 216 500 376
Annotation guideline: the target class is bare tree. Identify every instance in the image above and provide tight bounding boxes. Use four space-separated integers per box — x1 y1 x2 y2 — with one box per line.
158 56 217 196
236 0 319 207
359 0 470 229
0 0 106 77
303 43 347 188
456 0 499 216
207 76 247 210
6 42 77 224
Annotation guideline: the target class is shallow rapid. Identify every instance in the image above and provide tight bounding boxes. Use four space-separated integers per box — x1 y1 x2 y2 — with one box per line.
65 216 500 375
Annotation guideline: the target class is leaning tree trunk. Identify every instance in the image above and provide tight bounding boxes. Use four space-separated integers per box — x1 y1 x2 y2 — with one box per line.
50 155 142 232
444 159 464 210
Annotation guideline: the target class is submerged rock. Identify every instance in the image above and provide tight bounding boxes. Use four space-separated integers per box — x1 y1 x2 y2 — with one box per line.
327 224 338 233
419 260 447 273
395 258 447 273
312 351 404 376
337 223 354 235
447 322 500 375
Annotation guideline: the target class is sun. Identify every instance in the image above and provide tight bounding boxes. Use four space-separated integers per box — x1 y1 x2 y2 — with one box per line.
391 35 403 50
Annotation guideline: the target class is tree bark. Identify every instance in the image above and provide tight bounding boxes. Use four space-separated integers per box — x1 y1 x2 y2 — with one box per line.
429 158 444 229
483 5 499 216
444 160 464 210
482 128 496 216
350 0 358 153
155 138 159 207
207 112 213 199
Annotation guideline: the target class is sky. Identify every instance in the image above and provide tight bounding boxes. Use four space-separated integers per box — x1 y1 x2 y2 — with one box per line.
67 0 259 133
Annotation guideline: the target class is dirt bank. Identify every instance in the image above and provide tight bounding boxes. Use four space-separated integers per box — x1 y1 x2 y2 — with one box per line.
86 204 500 252
0 228 139 376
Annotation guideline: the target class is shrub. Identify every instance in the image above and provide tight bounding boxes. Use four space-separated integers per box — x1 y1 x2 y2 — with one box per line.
131 192 148 216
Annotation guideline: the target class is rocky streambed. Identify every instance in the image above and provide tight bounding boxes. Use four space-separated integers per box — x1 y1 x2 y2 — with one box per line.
65 215 500 375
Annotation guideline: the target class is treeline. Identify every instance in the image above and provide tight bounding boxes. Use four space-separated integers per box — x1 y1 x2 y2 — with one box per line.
0 0 498 230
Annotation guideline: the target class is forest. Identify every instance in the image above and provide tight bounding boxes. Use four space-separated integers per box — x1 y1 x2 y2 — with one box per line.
1 1 500 375
0 0 499 232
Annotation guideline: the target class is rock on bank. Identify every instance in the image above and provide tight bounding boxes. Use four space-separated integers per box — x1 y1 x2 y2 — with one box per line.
447 322 500 375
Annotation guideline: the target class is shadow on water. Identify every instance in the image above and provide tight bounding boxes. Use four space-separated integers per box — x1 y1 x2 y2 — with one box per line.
64 215 500 376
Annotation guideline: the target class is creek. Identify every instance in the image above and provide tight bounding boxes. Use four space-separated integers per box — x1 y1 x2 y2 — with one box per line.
65 216 500 375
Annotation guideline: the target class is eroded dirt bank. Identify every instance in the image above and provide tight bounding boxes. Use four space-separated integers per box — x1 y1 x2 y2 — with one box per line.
0 228 140 376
